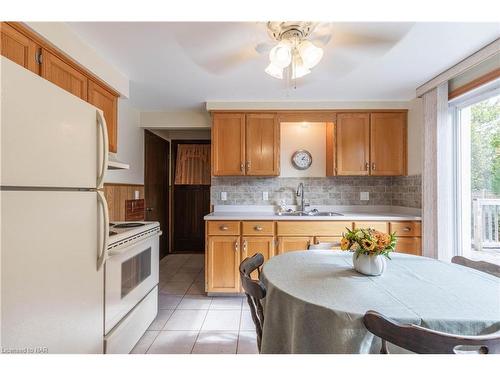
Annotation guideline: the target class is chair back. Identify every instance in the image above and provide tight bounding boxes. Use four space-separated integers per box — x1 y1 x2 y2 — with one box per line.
308 242 340 250
364 310 500 354
239 253 267 352
451 256 500 278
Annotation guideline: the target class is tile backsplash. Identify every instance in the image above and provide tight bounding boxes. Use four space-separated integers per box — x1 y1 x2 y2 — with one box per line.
211 175 422 208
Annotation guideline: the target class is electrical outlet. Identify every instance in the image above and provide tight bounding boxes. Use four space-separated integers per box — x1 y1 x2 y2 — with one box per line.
360 192 369 201
263 191 269 201
220 192 227 201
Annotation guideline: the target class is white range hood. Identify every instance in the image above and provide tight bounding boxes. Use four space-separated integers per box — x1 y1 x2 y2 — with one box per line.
108 153 130 170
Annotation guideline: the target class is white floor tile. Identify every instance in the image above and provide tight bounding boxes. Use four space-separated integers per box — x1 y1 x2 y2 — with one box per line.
192 331 238 354
158 293 182 309
160 281 192 295
210 296 243 310
201 310 241 331
177 295 212 310
163 309 208 331
239 309 256 331
148 309 174 330
168 271 199 283
186 281 205 295
237 331 259 354
130 331 159 354
147 331 198 354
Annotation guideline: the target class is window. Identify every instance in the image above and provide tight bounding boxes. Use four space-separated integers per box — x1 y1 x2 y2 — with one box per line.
451 80 500 264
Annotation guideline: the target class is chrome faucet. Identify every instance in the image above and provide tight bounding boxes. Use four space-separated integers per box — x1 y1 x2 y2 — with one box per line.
296 183 309 212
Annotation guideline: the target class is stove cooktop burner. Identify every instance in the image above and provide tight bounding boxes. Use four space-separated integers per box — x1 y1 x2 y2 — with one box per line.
112 222 146 229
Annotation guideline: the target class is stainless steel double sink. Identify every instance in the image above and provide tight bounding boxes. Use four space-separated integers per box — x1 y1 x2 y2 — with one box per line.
276 209 343 217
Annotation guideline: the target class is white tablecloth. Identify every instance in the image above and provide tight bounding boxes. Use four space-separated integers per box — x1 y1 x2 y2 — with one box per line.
260 251 500 354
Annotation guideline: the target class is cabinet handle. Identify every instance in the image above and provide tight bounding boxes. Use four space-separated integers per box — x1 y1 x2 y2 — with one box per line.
246 161 251 171
240 163 244 172
243 240 247 252
372 162 376 171
254 225 263 231
235 240 239 252
220 225 229 231
403 227 411 232
365 162 369 171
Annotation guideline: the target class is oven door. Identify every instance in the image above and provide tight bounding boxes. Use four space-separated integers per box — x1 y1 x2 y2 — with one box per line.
105 234 159 334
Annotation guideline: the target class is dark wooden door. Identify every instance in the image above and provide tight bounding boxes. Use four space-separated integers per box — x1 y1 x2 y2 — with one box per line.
144 130 170 259
172 140 211 253
173 185 210 252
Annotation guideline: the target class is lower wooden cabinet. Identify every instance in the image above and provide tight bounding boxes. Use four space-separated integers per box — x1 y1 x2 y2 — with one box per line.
314 236 343 249
394 237 422 256
206 236 240 293
242 236 275 279
277 236 313 255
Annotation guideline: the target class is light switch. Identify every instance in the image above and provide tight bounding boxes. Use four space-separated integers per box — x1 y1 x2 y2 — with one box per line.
220 192 227 201
360 192 369 201
263 191 269 201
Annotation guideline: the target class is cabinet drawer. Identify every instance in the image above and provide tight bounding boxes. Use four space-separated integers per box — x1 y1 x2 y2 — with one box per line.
395 237 421 256
354 221 389 233
242 221 275 235
277 221 352 236
207 221 240 235
314 236 343 249
390 221 421 237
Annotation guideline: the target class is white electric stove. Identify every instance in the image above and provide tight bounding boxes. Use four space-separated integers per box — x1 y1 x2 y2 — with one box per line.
104 221 161 354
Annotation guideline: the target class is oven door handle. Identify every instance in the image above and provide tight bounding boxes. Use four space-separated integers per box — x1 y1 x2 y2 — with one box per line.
97 190 109 271
107 231 162 257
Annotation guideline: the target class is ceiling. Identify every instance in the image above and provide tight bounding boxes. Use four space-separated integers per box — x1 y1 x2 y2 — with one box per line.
67 22 499 111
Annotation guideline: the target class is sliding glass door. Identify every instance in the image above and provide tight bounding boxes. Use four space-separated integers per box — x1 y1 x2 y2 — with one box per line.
451 81 500 264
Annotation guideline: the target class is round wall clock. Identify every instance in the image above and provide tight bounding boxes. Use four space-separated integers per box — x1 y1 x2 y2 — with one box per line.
291 150 313 170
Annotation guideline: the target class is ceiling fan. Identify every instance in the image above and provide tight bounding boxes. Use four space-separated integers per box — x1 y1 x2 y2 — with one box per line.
171 22 413 78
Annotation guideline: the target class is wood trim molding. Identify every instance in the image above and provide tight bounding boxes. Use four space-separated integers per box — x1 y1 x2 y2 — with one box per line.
5 22 120 97
448 68 500 100
416 38 500 97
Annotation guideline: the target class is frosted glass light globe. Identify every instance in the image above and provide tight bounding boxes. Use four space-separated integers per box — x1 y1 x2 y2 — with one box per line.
297 40 323 69
269 42 292 69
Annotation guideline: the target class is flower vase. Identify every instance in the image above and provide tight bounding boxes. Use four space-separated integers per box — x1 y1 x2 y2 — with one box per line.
352 253 386 276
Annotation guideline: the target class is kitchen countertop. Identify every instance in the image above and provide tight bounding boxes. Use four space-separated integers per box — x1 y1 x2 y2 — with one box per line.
204 205 422 221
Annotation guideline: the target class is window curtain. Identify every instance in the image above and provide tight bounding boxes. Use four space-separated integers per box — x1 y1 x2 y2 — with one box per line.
174 144 211 185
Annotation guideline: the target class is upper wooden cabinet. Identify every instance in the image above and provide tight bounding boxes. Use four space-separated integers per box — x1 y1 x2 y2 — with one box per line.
1 22 119 153
329 111 407 176
370 112 407 176
336 113 370 175
245 114 280 176
41 49 88 101
88 80 118 153
211 113 280 176
1 23 40 74
212 113 246 175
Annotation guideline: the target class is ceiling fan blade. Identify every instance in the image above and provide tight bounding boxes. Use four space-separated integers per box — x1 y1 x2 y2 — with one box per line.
171 22 268 74
310 23 334 47
330 23 413 49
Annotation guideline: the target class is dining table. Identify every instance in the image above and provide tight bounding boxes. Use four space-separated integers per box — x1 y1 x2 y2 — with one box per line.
260 250 500 354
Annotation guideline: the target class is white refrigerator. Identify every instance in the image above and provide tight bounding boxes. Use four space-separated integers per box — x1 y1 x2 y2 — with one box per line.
0 57 109 353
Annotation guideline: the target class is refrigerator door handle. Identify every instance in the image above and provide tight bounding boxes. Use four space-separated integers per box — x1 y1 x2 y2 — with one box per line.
96 110 109 189
97 190 109 271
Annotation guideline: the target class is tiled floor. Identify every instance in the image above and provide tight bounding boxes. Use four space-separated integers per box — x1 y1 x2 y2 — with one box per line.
131 253 258 354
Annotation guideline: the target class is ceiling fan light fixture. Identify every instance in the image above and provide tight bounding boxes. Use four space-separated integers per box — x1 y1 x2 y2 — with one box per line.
291 62 311 79
265 62 284 79
269 41 292 69
297 40 324 69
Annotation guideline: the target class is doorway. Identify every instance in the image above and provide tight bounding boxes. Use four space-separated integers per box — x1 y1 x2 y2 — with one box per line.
452 81 500 264
171 140 211 253
144 130 170 259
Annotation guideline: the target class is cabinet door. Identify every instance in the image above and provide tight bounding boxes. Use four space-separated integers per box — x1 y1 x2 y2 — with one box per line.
336 113 370 175
1 22 39 74
212 113 245 176
245 114 279 176
88 80 118 153
41 49 88 100
314 236 343 249
370 112 407 176
395 237 421 256
207 236 240 292
242 236 275 279
277 236 313 255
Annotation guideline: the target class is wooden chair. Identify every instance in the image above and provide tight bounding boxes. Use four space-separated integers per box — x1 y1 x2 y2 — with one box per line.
364 310 500 354
451 256 500 278
239 253 267 353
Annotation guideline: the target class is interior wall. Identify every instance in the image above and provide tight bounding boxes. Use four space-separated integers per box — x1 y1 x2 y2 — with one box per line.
105 99 144 184
280 122 326 177
140 111 210 128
